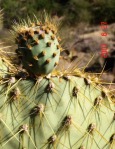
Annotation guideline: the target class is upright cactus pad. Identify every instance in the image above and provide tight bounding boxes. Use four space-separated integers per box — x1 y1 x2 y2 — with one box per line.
0 72 114 149
14 20 61 75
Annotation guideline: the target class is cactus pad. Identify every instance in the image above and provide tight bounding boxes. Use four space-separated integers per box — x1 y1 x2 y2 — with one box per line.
15 21 61 75
0 72 114 149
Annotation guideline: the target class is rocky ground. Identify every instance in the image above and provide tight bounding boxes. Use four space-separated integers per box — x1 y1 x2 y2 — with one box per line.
61 23 115 89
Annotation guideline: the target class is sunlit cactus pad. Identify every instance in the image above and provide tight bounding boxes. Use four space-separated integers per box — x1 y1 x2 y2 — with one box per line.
0 72 114 149
13 19 61 75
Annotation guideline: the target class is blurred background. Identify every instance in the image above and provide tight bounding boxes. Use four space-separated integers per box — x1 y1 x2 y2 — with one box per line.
0 0 115 86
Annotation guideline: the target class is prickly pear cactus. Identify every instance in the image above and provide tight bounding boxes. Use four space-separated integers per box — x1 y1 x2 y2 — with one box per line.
0 70 115 149
0 16 115 149
13 18 61 75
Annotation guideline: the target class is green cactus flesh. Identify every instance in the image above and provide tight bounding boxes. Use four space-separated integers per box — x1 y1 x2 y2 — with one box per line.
0 74 114 149
15 23 61 75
